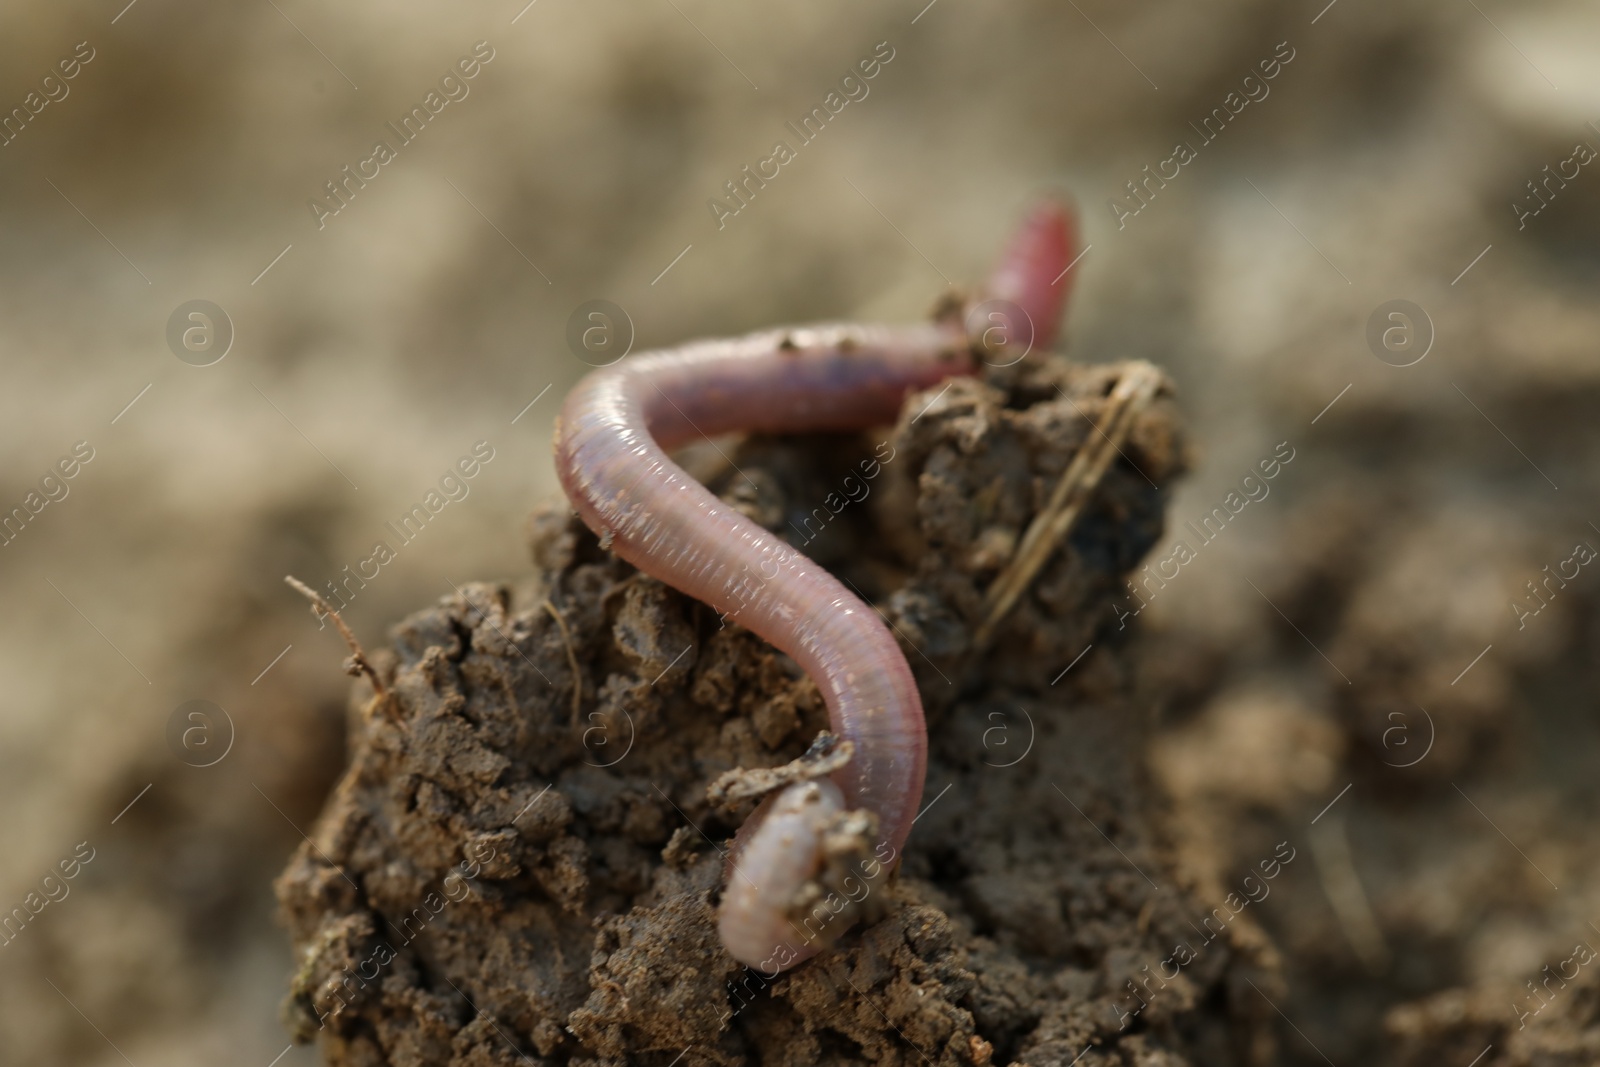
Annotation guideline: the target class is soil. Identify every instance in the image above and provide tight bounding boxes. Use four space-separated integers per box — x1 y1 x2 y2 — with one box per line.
9 3 1600 1064
273 357 1295 1067
1141 377 1600 1067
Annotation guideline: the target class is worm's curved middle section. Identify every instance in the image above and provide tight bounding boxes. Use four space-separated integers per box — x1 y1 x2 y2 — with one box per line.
555 323 973 965
553 199 1079 970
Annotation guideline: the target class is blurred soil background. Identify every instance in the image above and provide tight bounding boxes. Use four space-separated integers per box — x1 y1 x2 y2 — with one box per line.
0 0 1597 1064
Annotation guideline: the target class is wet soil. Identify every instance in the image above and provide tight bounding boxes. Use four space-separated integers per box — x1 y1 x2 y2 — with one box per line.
274 358 1294 1067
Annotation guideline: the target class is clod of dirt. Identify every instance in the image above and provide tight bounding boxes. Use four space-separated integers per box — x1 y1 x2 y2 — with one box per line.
704 733 856 811
275 357 1278 1066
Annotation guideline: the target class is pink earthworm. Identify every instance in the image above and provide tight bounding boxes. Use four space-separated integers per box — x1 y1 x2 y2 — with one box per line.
553 200 1077 970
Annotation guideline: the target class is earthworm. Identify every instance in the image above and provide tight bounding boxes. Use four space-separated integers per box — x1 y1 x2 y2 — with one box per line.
553 200 1077 970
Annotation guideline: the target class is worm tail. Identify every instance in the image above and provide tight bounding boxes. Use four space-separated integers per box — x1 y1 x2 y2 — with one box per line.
986 198 1081 351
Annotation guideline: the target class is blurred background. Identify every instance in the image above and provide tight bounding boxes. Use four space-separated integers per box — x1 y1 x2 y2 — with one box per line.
1 0 1597 1063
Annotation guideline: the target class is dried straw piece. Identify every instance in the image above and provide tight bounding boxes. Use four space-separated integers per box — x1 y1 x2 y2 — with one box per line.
974 361 1164 649
542 598 584 725
284 574 393 713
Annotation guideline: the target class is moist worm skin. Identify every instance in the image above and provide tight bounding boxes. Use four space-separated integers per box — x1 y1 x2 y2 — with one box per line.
716 780 846 971
555 323 967 969
989 200 1079 351
553 203 1076 971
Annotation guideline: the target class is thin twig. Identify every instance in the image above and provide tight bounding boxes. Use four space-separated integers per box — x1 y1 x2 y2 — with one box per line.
542 598 584 725
284 575 391 707
1309 813 1391 975
974 361 1165 648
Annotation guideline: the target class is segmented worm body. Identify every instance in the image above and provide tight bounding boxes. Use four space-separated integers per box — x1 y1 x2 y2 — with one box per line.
554 202 1077 970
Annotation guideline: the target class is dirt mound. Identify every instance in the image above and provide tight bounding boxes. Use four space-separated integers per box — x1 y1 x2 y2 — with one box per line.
273 357 1285 1066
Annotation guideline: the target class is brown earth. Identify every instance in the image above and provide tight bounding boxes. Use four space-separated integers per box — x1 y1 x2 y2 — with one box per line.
272 356 1302 1066
9 2 1600 1063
